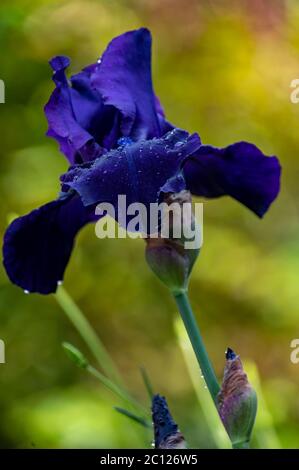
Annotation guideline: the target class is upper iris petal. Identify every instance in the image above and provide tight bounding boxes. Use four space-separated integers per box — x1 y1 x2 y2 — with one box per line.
91 28 167 140
44 29 172 164
44 56 105 164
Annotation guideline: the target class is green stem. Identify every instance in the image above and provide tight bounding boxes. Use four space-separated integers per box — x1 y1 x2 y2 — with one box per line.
114 407 151 428
87 365 148 416
55 286 122 386
174 317 231 448
233 441 250 449
174 291 220 405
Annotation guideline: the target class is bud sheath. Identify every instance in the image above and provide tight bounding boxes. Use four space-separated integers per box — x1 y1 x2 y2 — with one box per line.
145 191 200 294
217 348 257 448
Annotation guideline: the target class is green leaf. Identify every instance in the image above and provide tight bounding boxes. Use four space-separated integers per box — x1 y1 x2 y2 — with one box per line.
114 407 151 429
140 367 154 400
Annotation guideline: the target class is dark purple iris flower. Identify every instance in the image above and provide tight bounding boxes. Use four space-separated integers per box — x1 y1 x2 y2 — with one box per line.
3 28 281 295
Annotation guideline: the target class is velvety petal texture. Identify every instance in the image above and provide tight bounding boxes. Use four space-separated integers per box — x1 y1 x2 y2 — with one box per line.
92 28 164 139
45 29 170 164
45 56 105 164
3 195 96 294
183 142 281 217
61 129 201 212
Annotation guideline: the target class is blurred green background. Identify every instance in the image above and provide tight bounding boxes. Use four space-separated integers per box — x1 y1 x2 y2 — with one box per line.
0 0 299 448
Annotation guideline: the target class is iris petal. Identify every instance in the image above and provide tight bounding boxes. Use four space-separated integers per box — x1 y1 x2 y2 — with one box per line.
61 128 202 221
183 142 281 217
91 28 165 140
44 56 104 164
45 29 171 161
3 195 96 294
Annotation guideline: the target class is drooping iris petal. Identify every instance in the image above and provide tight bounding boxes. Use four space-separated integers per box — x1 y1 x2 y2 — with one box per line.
91 28 164 140
3 195 97 294
61 130 202 220
44 56 105 164
183 142 281 217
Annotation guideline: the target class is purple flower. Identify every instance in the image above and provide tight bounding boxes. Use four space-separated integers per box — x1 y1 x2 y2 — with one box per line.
3 28 281 294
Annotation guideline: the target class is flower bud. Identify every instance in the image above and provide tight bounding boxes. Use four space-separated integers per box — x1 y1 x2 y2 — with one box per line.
62 342 89 369
217 348 257 448
152 394 187 449
145 191 200 294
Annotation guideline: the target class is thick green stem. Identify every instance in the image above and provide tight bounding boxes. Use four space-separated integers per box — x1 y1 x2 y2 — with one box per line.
55 286 123 386
233 441 250 449
174 291 220 405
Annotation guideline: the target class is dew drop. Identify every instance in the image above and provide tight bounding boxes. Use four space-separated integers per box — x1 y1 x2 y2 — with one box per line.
175 141 183 148
24 290 30 294
117 137 133 148
57 280 63 286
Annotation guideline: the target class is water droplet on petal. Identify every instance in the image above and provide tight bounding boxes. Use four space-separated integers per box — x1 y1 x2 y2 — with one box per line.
175 141 183 148
117 137 133 148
